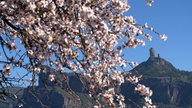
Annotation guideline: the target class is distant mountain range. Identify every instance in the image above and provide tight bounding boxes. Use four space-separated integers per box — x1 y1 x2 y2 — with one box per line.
1 48 192 108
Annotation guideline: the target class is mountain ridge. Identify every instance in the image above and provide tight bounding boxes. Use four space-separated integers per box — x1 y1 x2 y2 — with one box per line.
1 48 192 108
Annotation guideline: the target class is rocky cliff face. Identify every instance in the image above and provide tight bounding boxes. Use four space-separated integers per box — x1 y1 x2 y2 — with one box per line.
142 78 190 107
15 73 93 108
16 85 93 108
119 76 192 108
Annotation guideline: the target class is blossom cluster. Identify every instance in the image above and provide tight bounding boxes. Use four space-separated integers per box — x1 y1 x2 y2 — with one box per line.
0 0 165 107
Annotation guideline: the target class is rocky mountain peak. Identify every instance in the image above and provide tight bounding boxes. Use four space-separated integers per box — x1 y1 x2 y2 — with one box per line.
132 48 178 77
150 47 156 59
149 48 162 63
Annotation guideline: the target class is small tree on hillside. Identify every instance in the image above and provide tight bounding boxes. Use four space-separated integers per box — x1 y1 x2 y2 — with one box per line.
0 0 167 107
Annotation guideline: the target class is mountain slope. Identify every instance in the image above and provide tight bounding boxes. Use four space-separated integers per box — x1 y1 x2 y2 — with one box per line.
127 48 192 108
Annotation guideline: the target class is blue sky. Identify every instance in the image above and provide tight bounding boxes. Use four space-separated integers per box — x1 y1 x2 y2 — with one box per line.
0 1 191 87
124 0 192 71
1 1 192 74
